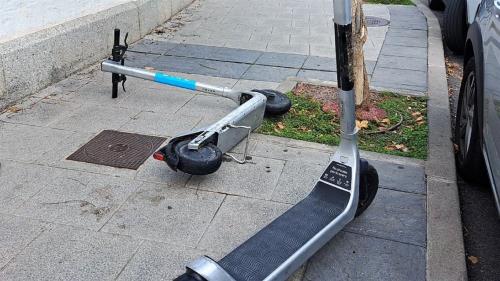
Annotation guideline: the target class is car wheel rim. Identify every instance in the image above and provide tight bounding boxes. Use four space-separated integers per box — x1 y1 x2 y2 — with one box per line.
459 71 476 159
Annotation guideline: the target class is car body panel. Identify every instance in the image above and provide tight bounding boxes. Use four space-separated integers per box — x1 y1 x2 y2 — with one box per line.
482 0 500 212
467 0 483 24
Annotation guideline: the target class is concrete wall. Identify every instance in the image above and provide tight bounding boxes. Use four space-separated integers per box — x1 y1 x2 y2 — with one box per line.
0 0 194 110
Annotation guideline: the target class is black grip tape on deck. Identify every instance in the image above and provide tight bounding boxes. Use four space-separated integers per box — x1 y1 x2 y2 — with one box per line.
217 181 350 281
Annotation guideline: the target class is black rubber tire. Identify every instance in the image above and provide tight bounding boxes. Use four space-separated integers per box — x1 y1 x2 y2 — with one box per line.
443 0 467 54
454 57 487 183
173 272 206 281
428 0 445 10
174 140 223 175
355 159 379 217
252 89 292 116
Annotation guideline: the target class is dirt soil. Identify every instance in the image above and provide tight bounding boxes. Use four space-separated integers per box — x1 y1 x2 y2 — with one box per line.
293 82 388 121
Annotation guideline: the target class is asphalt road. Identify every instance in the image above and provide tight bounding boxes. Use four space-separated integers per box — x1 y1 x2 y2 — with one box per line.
433 8 500 281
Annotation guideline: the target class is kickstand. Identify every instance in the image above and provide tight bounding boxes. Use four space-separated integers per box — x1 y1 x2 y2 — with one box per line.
224 124 251 164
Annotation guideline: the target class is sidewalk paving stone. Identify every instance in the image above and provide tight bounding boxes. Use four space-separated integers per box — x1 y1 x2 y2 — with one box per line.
305 231 425 281
0 122 73 162
271 161 326 204
242 65 300 82
116 86 195 114
377 55 427 72
0 99 81 127
116 241 214 281
370 159 426 194
12 172 142 230
297 69 337 82
380 45 427 59
302 56 336 72
101 183 224 246
345 188 426 247
135 152 191 186
128 39 178 55
49 104 140 133
187 156 285 200
0 214 48 268
198 195 290 254
119 112 201 137
371 68 427 89
167 43 262 64
385 35 428 48
255 52 307 68
0 225 141 281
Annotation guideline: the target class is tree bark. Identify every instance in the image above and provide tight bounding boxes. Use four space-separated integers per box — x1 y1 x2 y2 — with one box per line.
352 0 370 107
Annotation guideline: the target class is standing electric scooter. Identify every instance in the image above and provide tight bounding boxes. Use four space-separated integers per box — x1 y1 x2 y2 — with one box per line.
173 0 379 280
101 29 291 175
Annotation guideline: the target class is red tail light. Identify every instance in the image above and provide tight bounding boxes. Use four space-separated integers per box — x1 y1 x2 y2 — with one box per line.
153 152 165 161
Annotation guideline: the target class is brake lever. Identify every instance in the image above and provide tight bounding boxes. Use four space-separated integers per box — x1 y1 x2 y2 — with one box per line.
121 75 127 92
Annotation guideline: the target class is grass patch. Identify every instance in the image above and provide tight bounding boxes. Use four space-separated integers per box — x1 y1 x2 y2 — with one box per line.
258 91 428 159
364 0 414 5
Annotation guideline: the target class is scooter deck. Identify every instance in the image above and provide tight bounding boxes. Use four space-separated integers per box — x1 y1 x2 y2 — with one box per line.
176 178 351 281
218 182 350 281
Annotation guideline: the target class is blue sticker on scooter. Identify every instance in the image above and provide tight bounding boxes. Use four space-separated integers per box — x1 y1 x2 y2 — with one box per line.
154 73 196 90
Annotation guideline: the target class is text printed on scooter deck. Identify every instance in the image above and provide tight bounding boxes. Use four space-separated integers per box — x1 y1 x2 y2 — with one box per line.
321 161 352 190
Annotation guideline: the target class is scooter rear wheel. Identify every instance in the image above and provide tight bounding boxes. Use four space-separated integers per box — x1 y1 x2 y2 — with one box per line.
355 159 379 217
252 89 292 116
174 140 223 175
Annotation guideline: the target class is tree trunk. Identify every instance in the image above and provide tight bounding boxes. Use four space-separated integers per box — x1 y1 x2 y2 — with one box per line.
352 0 370 107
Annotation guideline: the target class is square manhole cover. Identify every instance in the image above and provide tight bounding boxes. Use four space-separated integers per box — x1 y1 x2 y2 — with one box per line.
67 130 166 170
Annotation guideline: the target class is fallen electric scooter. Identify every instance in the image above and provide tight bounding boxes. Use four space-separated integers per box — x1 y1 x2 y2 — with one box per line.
101 29 291 175
173 0 379 280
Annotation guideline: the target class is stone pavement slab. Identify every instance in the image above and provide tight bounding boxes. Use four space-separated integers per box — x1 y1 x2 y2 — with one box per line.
101 183 225 246
116 241 215 281
370 159 426 194
0 122 73 162
188 155 285 200
128 39 178 55
346 188 426 247
305 231 426 281
255 52 307 68
167 43 262 64
198 195 290 254
0 214 48 268
0 225 141 281
242 65 300 82
12 172 142 230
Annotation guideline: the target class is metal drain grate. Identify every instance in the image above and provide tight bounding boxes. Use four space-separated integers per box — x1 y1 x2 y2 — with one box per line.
365 16 390 27
67 130 166 170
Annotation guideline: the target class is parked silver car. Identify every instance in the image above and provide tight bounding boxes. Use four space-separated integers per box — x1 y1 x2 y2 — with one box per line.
454 0 500 214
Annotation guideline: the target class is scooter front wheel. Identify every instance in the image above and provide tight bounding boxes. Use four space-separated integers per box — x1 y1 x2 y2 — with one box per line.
174 140 223 175
355 159 379 217
252 89 292 116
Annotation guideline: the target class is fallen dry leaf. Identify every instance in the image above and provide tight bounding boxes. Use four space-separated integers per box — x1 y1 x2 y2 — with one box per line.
356 120 369 129
468 256 479 264
276 122 285 130
6 106 22 113
416 116 424 122
385 143 409 152
381 118 391 124
412 111 422 117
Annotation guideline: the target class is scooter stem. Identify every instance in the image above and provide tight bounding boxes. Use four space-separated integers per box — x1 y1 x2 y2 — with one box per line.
333 0 357 140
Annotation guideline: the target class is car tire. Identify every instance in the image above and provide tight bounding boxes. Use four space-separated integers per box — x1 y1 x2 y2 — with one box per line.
454 57 487 183
428 0 444 11
444 0 467 54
